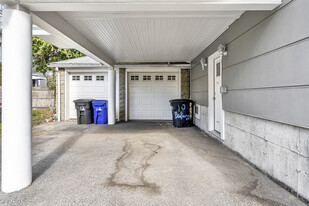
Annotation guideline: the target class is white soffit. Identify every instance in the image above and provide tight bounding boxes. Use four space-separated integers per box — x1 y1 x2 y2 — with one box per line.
32 25 74 48
21 1 282 12
24 0 281 63
60 12 240 62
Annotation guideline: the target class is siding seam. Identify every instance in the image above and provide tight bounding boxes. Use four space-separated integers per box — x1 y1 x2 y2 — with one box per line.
191 63 201 70
191 91 207 93
190 0 294 67
228 84 309 91
191 74 208 81
227 0 295 46
223 36 309 70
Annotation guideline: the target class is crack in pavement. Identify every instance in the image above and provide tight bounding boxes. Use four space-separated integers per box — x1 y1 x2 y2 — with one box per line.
238 179 288 206
106 140 161 195
175 130 291 205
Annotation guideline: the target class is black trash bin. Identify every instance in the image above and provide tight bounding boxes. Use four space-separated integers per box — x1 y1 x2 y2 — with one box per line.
73 99 94 124
169 99 194 128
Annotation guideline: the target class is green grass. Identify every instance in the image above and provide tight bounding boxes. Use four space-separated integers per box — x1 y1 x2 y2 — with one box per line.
0 109 53 133
32 109 54 126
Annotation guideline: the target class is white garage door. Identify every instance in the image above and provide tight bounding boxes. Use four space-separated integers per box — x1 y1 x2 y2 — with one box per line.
69 73 108 119
129 72 179 120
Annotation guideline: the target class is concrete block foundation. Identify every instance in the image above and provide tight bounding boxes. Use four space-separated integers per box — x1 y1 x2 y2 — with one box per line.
194 110 309 201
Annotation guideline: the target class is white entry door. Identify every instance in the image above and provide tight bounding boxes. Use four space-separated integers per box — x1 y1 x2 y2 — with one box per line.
214 57 222 133
128 72 179 120
69 73 108 119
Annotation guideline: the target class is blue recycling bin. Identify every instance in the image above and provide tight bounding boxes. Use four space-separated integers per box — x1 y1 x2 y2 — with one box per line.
92 100 108 124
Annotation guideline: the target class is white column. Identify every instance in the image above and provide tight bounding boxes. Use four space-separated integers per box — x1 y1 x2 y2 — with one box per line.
56 67 61 121
2 6 32 193
108 68 116 125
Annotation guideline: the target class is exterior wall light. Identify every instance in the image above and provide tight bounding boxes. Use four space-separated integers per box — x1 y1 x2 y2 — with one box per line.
218 44 228 56
200 58 207 71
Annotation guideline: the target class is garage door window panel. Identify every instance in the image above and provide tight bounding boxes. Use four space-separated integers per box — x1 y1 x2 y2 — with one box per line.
72 76 80 81
84 76 92 81
155 75 164 81
167 75 176 81
130 75 139 81
143 75 152 81
96 76 105 81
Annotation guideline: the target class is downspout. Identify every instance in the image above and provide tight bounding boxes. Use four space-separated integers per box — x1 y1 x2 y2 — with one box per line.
56 67 61 121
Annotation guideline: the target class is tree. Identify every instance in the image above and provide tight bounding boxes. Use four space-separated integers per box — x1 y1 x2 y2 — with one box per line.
32 36 85 89
32 36 85 75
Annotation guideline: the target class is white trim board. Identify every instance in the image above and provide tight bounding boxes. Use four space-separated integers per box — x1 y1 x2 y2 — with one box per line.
207 51 225 140
125 67 182 72
25 1 281 12
65 68 109 73
116 68 120 121
125 70 128 121
64 70 69 121
116 64 191 69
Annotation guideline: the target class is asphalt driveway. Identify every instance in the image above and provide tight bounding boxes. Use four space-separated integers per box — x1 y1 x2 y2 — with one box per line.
0 121 306 206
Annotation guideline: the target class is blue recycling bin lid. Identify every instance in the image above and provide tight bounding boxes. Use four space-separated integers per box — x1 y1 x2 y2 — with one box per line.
92 100 108 107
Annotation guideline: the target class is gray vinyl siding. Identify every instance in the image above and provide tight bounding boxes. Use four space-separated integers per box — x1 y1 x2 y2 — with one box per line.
190 62 208 106
190 0 309 128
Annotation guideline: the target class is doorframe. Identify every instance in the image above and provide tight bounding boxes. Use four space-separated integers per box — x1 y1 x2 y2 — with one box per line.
208 51 225 140
64 70 69 121
125 67 182 121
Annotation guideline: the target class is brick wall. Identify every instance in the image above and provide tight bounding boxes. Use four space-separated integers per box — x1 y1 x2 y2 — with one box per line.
119 68 126 121
56 68 65 121
181 69 190 99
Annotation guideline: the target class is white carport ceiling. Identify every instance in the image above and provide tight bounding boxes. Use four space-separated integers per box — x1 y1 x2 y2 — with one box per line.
60 12 239 62
20 0 281 65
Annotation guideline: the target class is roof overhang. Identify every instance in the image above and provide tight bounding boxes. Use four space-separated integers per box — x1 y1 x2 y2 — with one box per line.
49 56 191 69
32 76 46 80
48 56 107 68
4 0 282 66
20 1 281 12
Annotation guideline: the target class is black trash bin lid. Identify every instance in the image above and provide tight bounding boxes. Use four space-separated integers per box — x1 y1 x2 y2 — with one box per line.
169 99 194 103
73 99 94 103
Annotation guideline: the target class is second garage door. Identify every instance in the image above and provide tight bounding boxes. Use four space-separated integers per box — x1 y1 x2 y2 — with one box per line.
128 72 179 120
69 73 108 119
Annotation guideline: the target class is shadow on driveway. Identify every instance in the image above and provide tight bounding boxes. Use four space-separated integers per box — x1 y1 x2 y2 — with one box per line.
32 127 87 182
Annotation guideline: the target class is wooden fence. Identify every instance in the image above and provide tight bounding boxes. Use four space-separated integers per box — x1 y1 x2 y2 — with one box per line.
0 86 55 109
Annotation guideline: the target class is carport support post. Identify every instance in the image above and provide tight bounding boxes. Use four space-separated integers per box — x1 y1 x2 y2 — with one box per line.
108 68 116 124
2 5 32 193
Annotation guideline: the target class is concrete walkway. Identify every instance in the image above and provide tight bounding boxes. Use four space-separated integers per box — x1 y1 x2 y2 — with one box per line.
0 121 306 206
